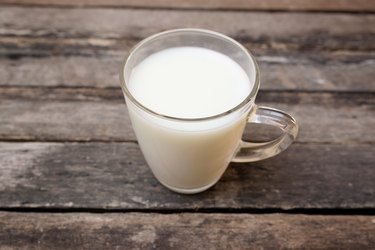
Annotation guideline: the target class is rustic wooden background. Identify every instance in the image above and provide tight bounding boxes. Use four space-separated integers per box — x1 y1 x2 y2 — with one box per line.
0 0 374 248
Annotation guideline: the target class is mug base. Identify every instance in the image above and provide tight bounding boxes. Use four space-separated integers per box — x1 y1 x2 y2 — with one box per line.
158 180 218 194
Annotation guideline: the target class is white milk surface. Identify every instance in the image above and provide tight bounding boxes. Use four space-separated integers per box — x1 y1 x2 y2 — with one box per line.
129 47 251 119
126 47 253 193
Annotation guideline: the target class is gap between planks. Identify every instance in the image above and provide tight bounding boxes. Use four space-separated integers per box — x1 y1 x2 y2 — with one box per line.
1 206 375 216
0 0 374 13
2 36 375 57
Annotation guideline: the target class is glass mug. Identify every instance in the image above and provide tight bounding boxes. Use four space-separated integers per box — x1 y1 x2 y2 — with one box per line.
120 29 298 194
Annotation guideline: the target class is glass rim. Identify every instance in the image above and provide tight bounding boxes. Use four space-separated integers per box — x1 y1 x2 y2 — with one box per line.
120 28 260 122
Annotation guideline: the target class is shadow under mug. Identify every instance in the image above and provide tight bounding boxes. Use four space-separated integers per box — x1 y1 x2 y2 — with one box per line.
120 28 298 194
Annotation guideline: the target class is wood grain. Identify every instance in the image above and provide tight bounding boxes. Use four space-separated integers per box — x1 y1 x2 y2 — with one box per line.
0 142 374 209
1 0 374 12
1 87 373 105
0 91 374 143
0 7 374 50
1 48 374 92
0 4 373 248
1 212 375 249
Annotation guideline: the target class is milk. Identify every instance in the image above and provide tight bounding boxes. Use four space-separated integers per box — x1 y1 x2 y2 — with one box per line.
125 47 254 193
129 47 251 119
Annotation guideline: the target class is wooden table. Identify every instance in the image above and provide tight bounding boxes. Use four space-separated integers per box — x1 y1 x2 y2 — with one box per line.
1 0 374 248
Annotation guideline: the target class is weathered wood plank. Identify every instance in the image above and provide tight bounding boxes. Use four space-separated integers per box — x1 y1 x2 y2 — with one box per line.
0 7 374 50
1 87 374 105
0 92 374 143
1 0 374 12
1 48 374 91
0 99 134 142
0 212 374 249
0 142 374 209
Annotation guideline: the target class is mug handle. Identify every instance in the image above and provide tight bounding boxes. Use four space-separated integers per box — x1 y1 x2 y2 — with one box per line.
232 105 298 163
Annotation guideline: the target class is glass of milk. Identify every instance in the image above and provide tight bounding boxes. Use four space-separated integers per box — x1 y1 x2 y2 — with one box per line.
120 29 298 194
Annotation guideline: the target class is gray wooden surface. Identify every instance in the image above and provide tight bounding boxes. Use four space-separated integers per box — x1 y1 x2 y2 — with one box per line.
0 1 374 249
0 142 374 209
1 213 375 249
